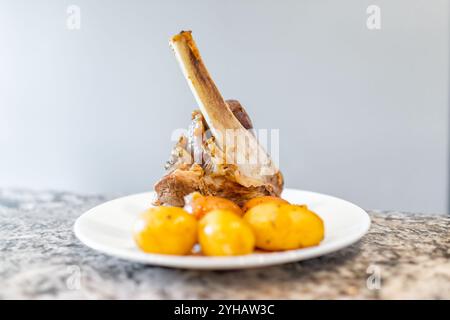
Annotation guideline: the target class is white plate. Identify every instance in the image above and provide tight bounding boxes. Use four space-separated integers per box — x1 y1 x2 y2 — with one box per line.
74 188 370 270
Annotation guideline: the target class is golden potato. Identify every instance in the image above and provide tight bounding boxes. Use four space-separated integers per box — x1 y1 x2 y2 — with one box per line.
198 209 255 256
184 192 243 219
244 203 324 251
133 206 197 255
242 196 289 212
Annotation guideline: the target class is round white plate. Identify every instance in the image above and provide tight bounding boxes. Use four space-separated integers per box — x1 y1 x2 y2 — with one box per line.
74 188 370 270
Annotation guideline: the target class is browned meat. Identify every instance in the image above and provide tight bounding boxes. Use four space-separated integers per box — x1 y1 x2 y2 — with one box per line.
153 31 284 207
155 168 283 207
154 164 203 207
226 100 253 130
154 100 283 207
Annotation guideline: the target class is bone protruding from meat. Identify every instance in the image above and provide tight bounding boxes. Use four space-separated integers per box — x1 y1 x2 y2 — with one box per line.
169 31 280 187
155 100 284 207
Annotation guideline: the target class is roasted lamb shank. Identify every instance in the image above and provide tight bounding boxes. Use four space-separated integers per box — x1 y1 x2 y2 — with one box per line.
154 31 283 207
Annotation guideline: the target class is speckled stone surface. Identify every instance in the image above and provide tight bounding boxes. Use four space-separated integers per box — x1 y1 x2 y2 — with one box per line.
0 189 449 300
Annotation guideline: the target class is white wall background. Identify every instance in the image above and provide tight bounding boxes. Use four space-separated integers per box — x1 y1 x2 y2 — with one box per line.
0 0 448 213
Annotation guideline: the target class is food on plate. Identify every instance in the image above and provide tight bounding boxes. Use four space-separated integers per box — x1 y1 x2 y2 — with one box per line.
133 206 197 255
134 201 324 256
153 30 283 207
184 192 243 219
244 203 324 251
134 31 325 257
198 210 255 256
242 196 290 213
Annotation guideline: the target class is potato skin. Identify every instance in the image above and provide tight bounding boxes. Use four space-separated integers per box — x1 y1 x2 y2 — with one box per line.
133 206 197 255
244 203 324 251
242 196 289 213
198 210 255 256
184 192 243 219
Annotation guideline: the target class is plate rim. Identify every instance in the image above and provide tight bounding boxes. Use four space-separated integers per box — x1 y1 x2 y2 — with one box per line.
74 188 371 270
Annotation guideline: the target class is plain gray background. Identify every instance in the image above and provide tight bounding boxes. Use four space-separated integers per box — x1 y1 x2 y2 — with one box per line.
0 0 448 213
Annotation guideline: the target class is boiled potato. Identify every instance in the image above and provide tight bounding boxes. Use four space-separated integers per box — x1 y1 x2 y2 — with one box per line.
242 196 289 212
133 206 197 255
198 209 255 256
244 203 324 251
184 192 243 219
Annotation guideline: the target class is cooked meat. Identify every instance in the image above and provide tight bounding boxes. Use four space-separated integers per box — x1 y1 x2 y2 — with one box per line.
154 100 283 207
155 169 282 207
153 31 284 207
226 100 253 130
154 164 203 207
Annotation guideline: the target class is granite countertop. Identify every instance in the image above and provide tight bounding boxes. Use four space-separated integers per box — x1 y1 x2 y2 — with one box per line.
0 189 449 300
